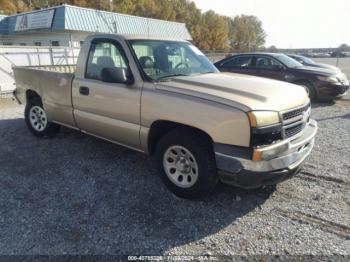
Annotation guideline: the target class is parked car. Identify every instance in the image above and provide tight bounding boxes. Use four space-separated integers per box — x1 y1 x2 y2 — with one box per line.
13 35 317 199
214 53 349 100
287 54 340 72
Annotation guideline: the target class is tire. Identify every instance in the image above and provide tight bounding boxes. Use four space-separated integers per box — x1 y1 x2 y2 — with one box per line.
155 128 218 199
25 98 60 138
296 81 316 100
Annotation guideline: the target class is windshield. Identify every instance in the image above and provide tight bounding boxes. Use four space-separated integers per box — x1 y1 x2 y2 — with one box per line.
300 56 316 64
129 40 218 81
275 54 303 68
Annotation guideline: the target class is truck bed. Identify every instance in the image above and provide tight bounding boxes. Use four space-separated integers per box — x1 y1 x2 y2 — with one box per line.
16 65 76 73
13 65 77 127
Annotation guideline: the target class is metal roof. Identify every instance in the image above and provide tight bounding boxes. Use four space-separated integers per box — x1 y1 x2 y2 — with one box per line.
86 34 190 42
0 5 192 40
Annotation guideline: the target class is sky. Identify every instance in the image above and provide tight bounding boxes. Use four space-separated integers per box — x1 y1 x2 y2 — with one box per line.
192 0 350 49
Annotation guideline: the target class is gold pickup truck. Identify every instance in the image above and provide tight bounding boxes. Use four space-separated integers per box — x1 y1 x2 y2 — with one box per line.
13 34 317 198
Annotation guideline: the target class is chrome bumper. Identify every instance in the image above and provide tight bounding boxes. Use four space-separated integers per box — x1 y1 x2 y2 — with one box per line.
215 119 317 177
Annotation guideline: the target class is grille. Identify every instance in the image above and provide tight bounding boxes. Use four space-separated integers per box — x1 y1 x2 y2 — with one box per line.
281 103 310 139
282 103 310 121
285 123 304 138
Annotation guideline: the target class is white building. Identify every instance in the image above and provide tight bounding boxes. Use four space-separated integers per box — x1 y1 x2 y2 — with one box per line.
0 4 192 47
0 4 192 94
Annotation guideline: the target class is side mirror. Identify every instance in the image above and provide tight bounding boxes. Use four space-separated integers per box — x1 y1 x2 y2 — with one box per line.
101 67 134 84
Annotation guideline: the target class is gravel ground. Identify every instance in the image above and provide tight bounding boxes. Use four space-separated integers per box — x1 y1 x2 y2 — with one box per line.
0 93 349 257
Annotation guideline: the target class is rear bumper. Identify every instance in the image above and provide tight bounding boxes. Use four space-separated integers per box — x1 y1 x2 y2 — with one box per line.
215 119 318 188
12 90 22 104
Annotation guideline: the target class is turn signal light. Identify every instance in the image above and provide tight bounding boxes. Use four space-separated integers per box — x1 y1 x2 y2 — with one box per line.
252 149 262 161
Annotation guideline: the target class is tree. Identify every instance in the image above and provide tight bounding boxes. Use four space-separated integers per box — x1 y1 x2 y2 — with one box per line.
267 45 278 52
113 0 135 14
228 15 266 51
339 43 349 51
0 0 17 14
199 11 228 50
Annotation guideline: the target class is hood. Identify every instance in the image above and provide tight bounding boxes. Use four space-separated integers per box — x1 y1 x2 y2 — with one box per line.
290 65 336 76
316 63 341 72
156 73 309 112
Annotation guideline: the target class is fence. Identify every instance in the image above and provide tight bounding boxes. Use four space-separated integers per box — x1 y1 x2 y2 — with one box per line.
205 52 230 63
0 46 80 95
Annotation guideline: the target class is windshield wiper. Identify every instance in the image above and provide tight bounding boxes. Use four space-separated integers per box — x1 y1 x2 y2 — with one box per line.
157 74 191 81
199 71 216 75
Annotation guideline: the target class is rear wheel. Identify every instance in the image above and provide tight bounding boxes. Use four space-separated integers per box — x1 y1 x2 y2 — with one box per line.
25 98 60 138
155 128 218 199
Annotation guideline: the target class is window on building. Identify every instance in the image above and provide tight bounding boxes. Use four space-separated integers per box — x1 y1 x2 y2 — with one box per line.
51 41 60 47
34 42 42 46
80 41 84 47
19 43 26 46
85 41 128 81
3 42 13 46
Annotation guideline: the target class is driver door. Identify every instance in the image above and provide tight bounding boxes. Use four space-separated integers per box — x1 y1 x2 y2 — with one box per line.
72 39 142 150
254 56 287 81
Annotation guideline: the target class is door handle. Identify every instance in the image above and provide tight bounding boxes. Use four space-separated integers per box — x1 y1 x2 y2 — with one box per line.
79 86 89 96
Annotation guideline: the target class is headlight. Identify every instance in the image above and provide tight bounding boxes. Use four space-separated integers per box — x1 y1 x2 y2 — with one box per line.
317 75 339 84
248 111 280 128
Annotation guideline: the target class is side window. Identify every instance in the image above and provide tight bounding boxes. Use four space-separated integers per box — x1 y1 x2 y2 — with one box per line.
255 56 283 70
296 57 304 64
85 41 128 80
222 56 253 68
51 41 60 46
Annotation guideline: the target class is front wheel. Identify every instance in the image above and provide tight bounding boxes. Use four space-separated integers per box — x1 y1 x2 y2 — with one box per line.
155 129 218 199
25 98 60 138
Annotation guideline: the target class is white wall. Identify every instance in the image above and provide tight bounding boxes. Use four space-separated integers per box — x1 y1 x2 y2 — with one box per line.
0 45 80 93
0 31 92 93
70 32 92 47
0 32 71 47
0 31 91 47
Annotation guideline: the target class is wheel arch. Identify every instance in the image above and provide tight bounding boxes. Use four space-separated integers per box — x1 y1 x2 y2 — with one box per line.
147 120 213 155
26 89 41 103
292 79 317 99
293 79 314 86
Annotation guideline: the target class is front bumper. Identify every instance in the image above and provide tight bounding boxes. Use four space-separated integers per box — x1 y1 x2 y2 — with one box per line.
317 82 349 99
215 119 318 189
